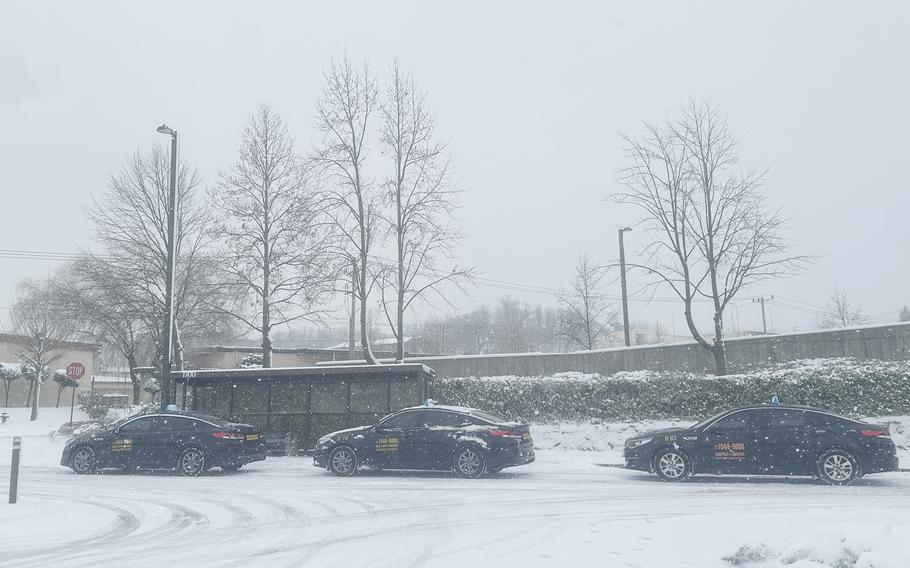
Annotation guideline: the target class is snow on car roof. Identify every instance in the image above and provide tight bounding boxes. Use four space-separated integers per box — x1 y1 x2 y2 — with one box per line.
401 404 478 414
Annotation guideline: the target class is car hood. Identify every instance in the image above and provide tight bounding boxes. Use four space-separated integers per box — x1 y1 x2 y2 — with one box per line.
628 427 689 440
325 425 371 438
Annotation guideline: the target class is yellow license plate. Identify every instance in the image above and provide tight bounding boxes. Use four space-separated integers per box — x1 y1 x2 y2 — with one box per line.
246 434 260 441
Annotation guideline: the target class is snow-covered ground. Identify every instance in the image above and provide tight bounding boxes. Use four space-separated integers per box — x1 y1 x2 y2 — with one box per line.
1 408 909 567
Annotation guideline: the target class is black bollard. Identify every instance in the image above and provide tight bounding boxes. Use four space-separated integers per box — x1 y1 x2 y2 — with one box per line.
9 436 21 504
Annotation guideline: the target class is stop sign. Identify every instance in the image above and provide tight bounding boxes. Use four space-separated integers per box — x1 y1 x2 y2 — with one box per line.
66 362 85 381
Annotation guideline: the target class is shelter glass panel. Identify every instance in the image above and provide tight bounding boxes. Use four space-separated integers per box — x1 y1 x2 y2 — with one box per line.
350 382 389 413
233 382 269 414
270 380 308 413
311 382 348 413
390 381 417 411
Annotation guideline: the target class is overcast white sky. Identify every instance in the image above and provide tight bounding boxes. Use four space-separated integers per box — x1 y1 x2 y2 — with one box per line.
1 1 908 338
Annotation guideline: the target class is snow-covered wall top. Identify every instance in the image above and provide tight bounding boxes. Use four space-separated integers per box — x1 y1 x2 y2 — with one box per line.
411 322 910 378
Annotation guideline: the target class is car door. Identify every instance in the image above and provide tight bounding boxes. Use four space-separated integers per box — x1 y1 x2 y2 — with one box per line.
762 409 813 474
370 410 427 469
700 410 768 474
146 416 199 468
411 410 468 470
110 416 155 468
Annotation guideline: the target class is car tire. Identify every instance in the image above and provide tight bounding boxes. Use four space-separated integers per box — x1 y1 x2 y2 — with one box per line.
177 447 207 477
817 449 860 485
653 448 691 482
328 446 357 477
453 446 486 479
71 446 97 474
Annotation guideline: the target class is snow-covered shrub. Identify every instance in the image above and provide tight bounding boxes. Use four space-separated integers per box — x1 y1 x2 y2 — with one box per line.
240 354 263 369
435 359 910 422
78 390 111 421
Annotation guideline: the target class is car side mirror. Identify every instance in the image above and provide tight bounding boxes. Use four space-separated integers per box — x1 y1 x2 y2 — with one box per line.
113 427 121 435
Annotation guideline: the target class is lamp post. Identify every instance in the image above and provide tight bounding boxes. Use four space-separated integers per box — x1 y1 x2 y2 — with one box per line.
618 227 632 347
156 123 178 410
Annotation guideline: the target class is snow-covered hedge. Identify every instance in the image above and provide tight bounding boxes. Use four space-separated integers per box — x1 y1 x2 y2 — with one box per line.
434 358 910 422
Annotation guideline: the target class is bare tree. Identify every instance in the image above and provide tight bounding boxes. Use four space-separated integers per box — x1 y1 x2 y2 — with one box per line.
6 279 75 420
313 54 381 364
54 260 157 404
822 287 867 328
210 103 336 367
617 100 806 375
556 252 617 350
378 61 473 361
86 146 232 388
900 306 910 322
0 363 22 408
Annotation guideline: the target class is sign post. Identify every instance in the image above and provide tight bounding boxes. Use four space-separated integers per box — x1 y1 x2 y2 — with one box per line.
9 437 21 504
66 363 85 425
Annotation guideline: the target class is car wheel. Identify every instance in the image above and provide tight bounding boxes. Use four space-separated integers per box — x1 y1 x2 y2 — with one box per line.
817 449 859 485
328 446 357 477
453 446 486 479
71 446 97 474
654 449 691 482
177 448 206 477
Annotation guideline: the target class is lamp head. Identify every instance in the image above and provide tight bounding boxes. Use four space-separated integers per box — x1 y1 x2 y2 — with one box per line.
156 124 175 136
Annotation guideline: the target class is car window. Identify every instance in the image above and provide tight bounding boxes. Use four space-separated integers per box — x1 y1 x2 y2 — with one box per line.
161 417 207 431
710 410 768 431
470 410 507 424
767 410 808 428
425 411 471 428
380 410 427 429
805 412 851 429
118 417 153 434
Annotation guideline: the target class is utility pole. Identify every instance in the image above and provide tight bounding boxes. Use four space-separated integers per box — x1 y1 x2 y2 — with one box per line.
156 124 178 411
349 259 357 360
618 227 632 347
753 296 774 334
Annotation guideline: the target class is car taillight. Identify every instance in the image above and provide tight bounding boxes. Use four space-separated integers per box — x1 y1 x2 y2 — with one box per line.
859 429 890 438
212 432 245 440
490 429 523 438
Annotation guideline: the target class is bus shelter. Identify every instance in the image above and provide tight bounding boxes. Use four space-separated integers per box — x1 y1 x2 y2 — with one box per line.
170 364 435 450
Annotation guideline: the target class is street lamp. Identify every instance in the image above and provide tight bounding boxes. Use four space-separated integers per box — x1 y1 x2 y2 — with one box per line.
156 123 178 410
618 227 632 347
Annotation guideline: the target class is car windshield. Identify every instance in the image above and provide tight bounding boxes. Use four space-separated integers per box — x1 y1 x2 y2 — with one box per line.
690 410 731 430
470 410 509 424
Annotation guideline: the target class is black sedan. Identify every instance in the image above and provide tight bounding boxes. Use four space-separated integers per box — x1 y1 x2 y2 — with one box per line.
61 411 267 476
313 405 535 478
624 405 899 485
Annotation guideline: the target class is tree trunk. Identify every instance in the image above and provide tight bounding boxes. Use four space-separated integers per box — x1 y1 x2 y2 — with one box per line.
712 343 728 375
25 381 34 408
712 312 728 375
30 380 40 421
56 386 62 408
128 353 140 405
359 255 378 365
173 320 185 372
3 382 10 407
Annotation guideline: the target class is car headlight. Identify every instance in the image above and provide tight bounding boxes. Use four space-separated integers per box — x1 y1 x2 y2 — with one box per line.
626 438 651 449
316 435 333 447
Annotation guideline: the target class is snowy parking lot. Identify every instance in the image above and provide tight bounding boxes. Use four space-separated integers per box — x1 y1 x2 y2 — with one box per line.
2 410 909 568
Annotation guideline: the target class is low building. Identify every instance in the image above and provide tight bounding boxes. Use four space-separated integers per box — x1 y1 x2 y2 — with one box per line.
0 333 98 408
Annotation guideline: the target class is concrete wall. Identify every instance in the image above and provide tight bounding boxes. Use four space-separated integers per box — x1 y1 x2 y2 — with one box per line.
0 335 98 408
405 322 910 378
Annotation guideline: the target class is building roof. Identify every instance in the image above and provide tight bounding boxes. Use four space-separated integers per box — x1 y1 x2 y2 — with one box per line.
0 332 99 352
171 363 436 383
